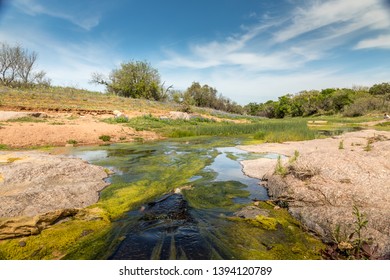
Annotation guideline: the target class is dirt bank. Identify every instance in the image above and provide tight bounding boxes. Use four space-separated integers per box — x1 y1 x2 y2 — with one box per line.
0 110 161 148
239 129 390 257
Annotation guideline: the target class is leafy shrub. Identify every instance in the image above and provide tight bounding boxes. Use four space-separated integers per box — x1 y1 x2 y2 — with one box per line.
99 135 111 142
343 96 383 117
67 139 78 145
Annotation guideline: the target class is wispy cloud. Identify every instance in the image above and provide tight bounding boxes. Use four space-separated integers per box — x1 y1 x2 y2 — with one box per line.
160 0 390 102
12 0 101 31
355 34 390 49
273 0 385 43
162 0 390 71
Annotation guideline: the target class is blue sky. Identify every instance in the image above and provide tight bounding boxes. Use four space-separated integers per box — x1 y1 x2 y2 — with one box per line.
1 0 390 104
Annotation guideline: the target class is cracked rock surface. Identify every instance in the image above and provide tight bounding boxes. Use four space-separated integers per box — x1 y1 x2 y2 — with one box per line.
0 151 109 218
239 130 390 256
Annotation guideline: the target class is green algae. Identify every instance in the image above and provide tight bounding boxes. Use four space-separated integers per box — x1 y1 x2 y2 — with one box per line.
252 215 279 230
217 202 325 259
0 211 111 260
183 181 250 210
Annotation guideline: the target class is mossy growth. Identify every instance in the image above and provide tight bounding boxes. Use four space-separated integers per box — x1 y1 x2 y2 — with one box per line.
183 181 250 210
0 210 111 260
220 202 325 259
252 215 279 230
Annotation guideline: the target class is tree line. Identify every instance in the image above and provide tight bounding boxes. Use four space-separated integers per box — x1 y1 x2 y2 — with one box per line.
244 84 390 118
0 42 50 87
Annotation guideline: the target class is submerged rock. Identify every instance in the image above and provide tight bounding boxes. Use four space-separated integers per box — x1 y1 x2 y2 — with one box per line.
233 206 270 219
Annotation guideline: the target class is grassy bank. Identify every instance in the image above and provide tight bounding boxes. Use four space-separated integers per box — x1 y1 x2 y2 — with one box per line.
104 114 317 142
0 85 178 112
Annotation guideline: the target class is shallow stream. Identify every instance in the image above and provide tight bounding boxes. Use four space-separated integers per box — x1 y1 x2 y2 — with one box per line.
70 138 323 259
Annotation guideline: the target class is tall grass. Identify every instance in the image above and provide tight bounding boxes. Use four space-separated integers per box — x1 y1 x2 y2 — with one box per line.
172 119 316 142
122 115 316 142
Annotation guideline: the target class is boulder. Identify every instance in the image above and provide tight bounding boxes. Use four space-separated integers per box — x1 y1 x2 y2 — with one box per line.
0 151 109 218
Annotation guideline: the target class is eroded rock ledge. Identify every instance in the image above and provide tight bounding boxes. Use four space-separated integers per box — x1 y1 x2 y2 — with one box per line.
0 151 109 239
239 130 390 257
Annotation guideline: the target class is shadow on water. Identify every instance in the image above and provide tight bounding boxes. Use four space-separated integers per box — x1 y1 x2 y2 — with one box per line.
108 194 224 260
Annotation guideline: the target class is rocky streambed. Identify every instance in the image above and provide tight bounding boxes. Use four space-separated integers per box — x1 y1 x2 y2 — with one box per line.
239 129 390 258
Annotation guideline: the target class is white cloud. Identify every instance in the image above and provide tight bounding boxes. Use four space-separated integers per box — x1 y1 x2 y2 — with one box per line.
162 0 390 72
355 34 390 49
12 0 100 31
273 0 386 43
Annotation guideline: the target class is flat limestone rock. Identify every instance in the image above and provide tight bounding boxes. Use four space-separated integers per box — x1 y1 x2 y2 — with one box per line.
239 130 390 257
0 151 109 218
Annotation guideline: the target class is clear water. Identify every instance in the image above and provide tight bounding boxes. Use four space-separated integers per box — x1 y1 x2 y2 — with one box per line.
69 139 322 260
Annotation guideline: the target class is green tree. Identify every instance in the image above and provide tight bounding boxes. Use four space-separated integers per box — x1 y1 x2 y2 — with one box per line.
244 102 261 116
274 95 292 118
369 82 390 96
330 89 353 112
91 61 166 101
183 82 243 114
185 82 218 108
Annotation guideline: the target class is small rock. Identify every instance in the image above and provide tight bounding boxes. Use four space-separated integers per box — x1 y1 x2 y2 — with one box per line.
19 241 26 247
29 112 48 118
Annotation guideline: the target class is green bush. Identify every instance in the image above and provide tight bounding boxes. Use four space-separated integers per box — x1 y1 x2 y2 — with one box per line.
343 96 383 117
99 135 111 142
67 139 78 145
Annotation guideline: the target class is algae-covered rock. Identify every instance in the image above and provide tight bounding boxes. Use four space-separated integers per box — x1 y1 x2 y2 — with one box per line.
225 202 325 259
252 215 278 230
0 209 79 240
233 205 270 219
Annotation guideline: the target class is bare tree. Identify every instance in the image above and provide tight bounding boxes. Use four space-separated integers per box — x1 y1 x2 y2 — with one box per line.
0 42 22 85
0 41 49 87
16 48 38 84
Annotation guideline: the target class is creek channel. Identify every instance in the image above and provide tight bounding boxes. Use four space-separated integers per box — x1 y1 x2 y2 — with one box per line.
70 138 323 259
